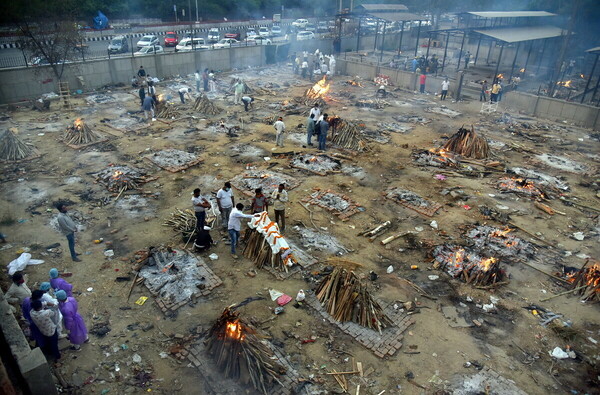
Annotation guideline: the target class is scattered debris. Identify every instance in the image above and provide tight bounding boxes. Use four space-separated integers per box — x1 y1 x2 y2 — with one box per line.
302 188 362 220
145 149 202 172
385 187 442 216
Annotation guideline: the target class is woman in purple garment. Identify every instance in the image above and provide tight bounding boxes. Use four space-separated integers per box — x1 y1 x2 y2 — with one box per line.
55 290 88 350
49 268 73 297
21 290 46 348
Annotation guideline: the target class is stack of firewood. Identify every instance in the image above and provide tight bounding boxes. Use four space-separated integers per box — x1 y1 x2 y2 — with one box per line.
328 117 370 151
205 307 284 395
0 128 37 161
63 119 104 146
157 103 180 119
263 114 277 125
163 208 197 238
243 228 295 272
570 260 600 301
315 267 392 332
193 95 221 115
442 126 490 159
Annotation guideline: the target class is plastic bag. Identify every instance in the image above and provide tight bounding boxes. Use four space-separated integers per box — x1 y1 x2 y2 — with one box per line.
7 253 44 275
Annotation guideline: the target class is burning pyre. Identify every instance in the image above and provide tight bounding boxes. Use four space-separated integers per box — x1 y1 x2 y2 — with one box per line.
412 148 459 167
315 266 392 332
243 212 298 273
328 116 370 151
567 260 600 302
206 307 285 395
432 244 505 286
497 177 544 198
306 76 330 99
63 118 106 148
95 165 152 193
442 127 490 159
290 153 341 175
466 226 535 261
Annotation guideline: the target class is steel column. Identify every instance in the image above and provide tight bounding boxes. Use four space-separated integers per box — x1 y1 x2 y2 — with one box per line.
414 20 422 57
581 53 598 103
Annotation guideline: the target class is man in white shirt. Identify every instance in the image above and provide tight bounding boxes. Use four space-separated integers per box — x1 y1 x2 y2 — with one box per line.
179 87 192 104
301 61 309 78
216 182 235 229
192 188 211 230
309 103 321 120
227 203 256 259
274 117 286 147
271 183 288 232
30 299 61 359
440 78 450 101
194 70 201 92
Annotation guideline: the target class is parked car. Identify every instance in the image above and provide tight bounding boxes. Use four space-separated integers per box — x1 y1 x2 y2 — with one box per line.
134 45 164 56
246 29 259 40
164 32 179 47
244 36 272 45
317 21 329 33
213 38 239 48
175 38 207 52
258 27 270 38
271 25 282 36
304 23 316 33
136 35 159 49
224 31 241 40
292 19 309 29
296 31 315 41
108 36 129 54
208 28 220 43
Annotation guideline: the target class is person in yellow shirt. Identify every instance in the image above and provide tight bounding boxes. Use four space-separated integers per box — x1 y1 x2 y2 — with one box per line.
271 184 288 232
491 82 501 102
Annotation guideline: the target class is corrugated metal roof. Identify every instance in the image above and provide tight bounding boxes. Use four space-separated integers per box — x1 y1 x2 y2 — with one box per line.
356 4 409 12
474 26 565 43
585 46 600 53
468 11 556 18
368 12 424 22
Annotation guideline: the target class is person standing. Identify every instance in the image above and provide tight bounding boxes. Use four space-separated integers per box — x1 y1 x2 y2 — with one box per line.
49 268 74 297
55 290 88 350
192 188 211 230
22 290 46 349
30 299 60 359
148 82 157 102
480 80 488 102
202 68 209 91
227 203 256 259
440 78 450 101
56 204 81 262
137 66 146 81
250 188 268 214
318 113 329 151
411 57 418 72
209 70 217 92
301 60 309 78
294 56 301 75
309 103 321 120
419 73 427 94
216 182 235 229
138 85 146 106
178 87 191 104
241 96 254 112
329 55 336 76
39 282 65 338
490 81 501 102
274 116 285 148
306 113 316 146
497 81 503 101
194 70 201 92
464 51 471 69
142 95 155 121
234 79 244 105
271 184 288 232
5 272 31 308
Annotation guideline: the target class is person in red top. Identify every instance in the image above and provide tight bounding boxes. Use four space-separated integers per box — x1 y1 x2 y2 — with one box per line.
250 188 268 214
419 73 427 93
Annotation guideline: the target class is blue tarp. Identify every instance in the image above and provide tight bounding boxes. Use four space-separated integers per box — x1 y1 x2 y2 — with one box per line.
93 11 109 30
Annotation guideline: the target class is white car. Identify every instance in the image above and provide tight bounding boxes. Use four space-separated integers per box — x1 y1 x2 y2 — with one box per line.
258 27 270 38
134 45 163 56
208 28 220 43
136 35 158 49
244 36 272 45
246 30 259 40
271 25 282 36
175 38 206 52
213 38 239 48
296 31 315 41
292 19 309 28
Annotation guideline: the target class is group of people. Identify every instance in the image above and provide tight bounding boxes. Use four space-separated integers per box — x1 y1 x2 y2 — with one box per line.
4 269 88 360
411 54 439 76
480 79 503 103
305 103 329 151
293 50 336 81
191 182 289 259
232 79 255 112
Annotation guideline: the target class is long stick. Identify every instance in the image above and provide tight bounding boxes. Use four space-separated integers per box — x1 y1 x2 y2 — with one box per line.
540 285 588 302
508 221 552 246
521 261 571 285
127 272 139 301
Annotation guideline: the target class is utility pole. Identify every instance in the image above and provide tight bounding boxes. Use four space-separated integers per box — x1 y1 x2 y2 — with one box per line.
195 0 199 22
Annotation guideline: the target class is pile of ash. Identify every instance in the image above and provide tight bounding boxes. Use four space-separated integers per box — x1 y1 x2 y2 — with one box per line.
290 154 341 175
466 225 535 261
292 226 349 255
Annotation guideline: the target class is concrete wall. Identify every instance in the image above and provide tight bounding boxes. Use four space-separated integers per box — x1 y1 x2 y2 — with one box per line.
0 290 58 394
0 45 265 103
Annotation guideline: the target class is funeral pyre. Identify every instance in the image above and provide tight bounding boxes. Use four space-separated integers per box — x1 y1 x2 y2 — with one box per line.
496 177 545 198
163 208 217 240
432 244 505 286
290 154 341 175
95 165 153 193
243 212 298 273
315 267 392 332
193 94 221 115
384 187 442 217
63 118 106 147
156 102 181 119
231 170 300 197
302 188 362 220
442 127 490 159
145 149 202 172
0 128 38 162
466 226 535 261
412 148 459 168
567 260 600 302
328 116 370 151
205 307 285 395
306 76 330 99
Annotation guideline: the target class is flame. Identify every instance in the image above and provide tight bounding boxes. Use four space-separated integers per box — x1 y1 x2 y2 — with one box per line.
225 320 244 341
556 80 572 87
498 177 542 196
496 74 504 79
306 76 331 99
308 156 318 162
580 74 585 79
157 94 165 102
491 227 513 238
347 80 363 87
74 118 83 128
519 68 525 73
480 257 497 272
112 170 124 179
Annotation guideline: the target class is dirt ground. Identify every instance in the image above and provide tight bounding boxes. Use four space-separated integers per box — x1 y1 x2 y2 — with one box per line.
0 63 599 395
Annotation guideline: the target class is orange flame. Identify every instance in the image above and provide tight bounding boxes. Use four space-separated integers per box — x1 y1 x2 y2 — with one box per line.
112 170 124 179
480 257 498 272
519 68 525 73
556 80 572 88
225 320 245 341
306 76 331 99
496 74 504 79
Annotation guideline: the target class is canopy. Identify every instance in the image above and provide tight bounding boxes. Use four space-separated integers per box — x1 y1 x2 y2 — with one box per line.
474 26 565 43
368 12 424 22
355 4 409 12
467 11 556 18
